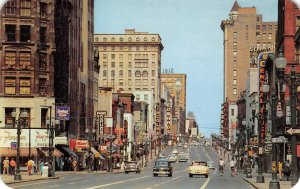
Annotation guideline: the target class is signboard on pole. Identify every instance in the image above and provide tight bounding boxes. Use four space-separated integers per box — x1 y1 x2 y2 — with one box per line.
56 106 70 120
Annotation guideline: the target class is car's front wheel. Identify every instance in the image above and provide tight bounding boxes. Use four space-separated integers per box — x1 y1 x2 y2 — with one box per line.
168 174 172 177
189 174 193 177
205 174 208 178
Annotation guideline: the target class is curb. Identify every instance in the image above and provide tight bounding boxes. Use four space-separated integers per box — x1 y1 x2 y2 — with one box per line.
5 176 60 185
243 178 260 189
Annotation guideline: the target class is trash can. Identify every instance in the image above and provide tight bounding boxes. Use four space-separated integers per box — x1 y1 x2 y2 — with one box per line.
42 166 48 178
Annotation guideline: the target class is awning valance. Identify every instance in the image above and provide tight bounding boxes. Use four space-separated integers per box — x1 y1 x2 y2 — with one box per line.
0 147 37 157
61 146 78 157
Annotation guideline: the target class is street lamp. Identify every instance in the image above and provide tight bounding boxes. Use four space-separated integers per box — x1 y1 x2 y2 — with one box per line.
275 50 299 187
11 110 28 180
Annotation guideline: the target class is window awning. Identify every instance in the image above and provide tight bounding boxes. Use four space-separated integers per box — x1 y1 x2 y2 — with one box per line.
56 146 78 157
36 147 63 157
91 147 105 160
0 147 37 157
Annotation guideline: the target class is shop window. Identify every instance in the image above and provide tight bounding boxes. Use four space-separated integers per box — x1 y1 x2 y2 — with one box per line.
5 0 16 15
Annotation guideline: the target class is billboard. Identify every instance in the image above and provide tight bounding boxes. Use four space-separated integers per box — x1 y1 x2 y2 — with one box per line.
56 106 70 120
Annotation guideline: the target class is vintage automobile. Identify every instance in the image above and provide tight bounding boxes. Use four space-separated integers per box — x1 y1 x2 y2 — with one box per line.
188 161 209 178
124 161 141 174
171 148 178 154
183 143 189 149
207 161 215 170
153 159 173 177
168 154 177 163
178 153 188 162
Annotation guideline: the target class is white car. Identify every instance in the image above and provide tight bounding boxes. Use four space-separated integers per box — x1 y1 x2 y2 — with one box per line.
171 149 178 154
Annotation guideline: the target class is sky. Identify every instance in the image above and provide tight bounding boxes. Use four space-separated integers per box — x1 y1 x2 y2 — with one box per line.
94 0 278 137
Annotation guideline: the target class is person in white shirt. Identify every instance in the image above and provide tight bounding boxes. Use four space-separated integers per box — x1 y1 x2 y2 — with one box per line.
230 158 237 176
219 158 225 175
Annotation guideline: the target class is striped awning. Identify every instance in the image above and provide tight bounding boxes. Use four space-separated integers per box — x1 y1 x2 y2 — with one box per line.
0 147 37 157
91 147 105 160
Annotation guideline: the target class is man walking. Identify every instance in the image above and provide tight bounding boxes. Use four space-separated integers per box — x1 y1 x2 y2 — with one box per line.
2 157 9 175
9 158 16 175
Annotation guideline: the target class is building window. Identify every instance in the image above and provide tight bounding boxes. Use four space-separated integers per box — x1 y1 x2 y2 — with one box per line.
5 0 16 15
245 25 248 30
151 79 155 86
135 71 141 77
152 70 155 77
119 70 123 77
5 77 16 94
111 62 115 68
136 37 140 41
103 70 107 77
136 46 139 51
119 54 123 60
128 62 132 68
136 94 140 101
233 51 237 57
262 33 266 40
233 88 237 95
151 54 155 60
103 37 107 42
144 37 147 42
128 70 132 77
128 54 132 60
256 25 260 30
233 32 237 39
233 60 237 68
95 37 99 42
142 79 148 86
5 108 16 127
20 0 31 16
111 47 115 51
142 71 148 77
20 52 31 67
111 54 115 59
256 17 260 22
5 25 16 42
151 37 155 42
128 79 132 86
119 37 123 42
39 78 46 95
135 79 141 86
144 94 148 101
262 25 266 31
233 42 237 49
268 33 272 40
103 54 107 59
103 79 107 86
5 51 16 67
119 79 123 86
119 62 123 68
40 27 46 44
111 70 115 77
111 37 115 42
233 70 237 77
233 79 237 85
103 62 107 68
269 25 273 30
20 25 31 42
128 37 132 42
19 78 31 95
257 34 261 40
40 2 47 18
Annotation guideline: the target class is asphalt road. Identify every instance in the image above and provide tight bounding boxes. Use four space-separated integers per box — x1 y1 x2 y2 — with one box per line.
8 145 254 189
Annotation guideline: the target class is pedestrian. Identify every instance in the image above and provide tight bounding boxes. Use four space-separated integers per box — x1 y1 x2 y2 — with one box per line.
72 158 77 172
27 158 34 175
39 159 44 175
230 158 237 176
9 158 16 175
2 157 9 175
278 160 283 181
219 158 225 176
283 160 291 181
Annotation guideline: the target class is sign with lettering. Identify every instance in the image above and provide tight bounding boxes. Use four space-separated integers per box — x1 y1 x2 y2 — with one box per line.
155 103 160 135
166 107 171 133
97 112 105 136
0 129 51 147
56 106 70 120
75 140 89 149
162 68 174 74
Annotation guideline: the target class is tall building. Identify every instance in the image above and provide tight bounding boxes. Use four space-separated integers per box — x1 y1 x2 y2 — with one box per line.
220 1 277 103
94 29 164 135
0 0 56 129
54 0 95 139
161 73 187 134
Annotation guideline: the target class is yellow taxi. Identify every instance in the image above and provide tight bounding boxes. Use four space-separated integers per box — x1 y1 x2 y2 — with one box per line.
188 161 209 178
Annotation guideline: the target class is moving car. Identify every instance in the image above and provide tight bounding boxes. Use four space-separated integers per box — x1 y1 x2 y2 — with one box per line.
178 153 188 162
188 161 209 178
153 159 173 177
207 161 215 169
171 148 178 154
183 143 189 149
124 161 141 174
168 154 177 163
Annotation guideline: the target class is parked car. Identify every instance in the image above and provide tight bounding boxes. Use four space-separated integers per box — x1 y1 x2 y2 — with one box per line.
124 161 141 174
178 153 188 162
188 161 209 178
153 159 173 177
207 161 215 169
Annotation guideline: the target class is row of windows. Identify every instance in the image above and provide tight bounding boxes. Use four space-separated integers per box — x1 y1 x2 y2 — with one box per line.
101 46 157 52
4 77 47 95
257 33 273 41
103 79 155 87
95 36 157 42
3 51 48 70
5 24 47 43
103 61 155 69
257 25 273 31
103 70 155 78
102 54 155 60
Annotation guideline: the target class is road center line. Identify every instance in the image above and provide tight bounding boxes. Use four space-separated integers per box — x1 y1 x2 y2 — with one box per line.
85 175 151 189
199 177 211 189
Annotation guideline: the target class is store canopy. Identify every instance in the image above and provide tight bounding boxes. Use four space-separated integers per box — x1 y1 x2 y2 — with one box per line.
0 147 37 157
36 147 63 157
56 146 78 157
91 147 105 160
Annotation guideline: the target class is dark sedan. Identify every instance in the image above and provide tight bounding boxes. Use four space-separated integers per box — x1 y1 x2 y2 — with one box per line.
153 159 173 177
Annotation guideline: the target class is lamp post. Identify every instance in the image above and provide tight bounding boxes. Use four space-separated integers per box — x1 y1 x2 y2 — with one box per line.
85 127 96 173
12 110 28 181
275 50 299 187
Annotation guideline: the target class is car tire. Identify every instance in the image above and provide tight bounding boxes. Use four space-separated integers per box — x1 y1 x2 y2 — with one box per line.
189 174 193 177
153 174 157 177
125 172 128 174
168 174 172 177
205 174 208 178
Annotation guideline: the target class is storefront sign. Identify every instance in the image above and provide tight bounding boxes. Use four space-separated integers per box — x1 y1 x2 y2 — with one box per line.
75 140 89 149
166 107 171 133
0 129 50 147
56 106 70 120
99 114 105 136
54 136 68 145
156 103 160 135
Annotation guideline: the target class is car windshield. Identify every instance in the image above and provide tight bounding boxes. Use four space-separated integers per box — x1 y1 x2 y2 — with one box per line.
192 161 207 166
155 161 169 166
127 162 137 166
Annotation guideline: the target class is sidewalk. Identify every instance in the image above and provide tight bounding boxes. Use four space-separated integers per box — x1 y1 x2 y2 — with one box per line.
243 172 292 189
1 172 59 185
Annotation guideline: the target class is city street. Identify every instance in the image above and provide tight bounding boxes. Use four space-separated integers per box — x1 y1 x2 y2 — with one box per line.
7 146 254 189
